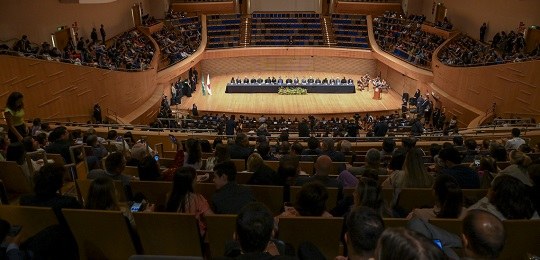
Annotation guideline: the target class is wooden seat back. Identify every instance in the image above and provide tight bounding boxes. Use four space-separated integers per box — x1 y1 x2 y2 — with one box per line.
62 208 138 260
236 171 253 184
123 166 140 178
231 159 246 171
392 188 435 215
382 218 409 229
278 216 343 259
0 205 58 240
0 161 33 195
247 185 284 215
499 219 540 259
130 181 172 211
462 189 488 207
133 212 203 256
205 214 237 258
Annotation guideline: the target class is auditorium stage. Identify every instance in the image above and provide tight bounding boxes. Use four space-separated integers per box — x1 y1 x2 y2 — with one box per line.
175 74 402 117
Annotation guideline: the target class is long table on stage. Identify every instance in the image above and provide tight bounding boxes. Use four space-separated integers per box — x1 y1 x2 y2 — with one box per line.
225 82 356 93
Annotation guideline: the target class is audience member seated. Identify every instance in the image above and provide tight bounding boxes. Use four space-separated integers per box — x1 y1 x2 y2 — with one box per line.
437 147 480 189
350 148 388 177
165 167 213 235
468 174 538 220
496 150 532 186
183 138 203 170
375 227 446 259
228 133 254 160
407 174 465 220
335 207 385 260
246 153 277 185
205 143 231 171
295 155 341 188
88 152 134 199
137 155 162 181
152 17 201 66
373 11 445 70
383 147 433 188
275 182 333 231
333 176 383 217
212 161 255 214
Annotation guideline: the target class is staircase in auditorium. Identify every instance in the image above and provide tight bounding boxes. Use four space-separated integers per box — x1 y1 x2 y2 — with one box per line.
239 16 251 47
321 16 337 47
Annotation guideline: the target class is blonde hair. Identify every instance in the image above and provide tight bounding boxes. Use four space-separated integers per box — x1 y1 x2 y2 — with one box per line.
247 153 264 172
399 148 433 188
509 150 532 167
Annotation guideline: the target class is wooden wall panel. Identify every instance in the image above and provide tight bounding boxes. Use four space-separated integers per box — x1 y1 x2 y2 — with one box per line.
432 58 540 120
0 55 157 123
334 2 402 16
171 2 235 14
201 56 376 76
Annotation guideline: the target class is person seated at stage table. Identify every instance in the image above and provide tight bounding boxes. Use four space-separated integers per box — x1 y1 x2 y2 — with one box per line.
271 76 277 84
341 77 347 84
256 77 263 84
315 78 321 84
301 77 307 84
293 77 299 84
329 78 336 84
244 76 249 84
278 76 284 84
308 76 314 84
285 77 292 84
348 78 354 84
230 77 235 84
236 77 242 84
322 77 328 84
264 77 271 84
250 78 256 83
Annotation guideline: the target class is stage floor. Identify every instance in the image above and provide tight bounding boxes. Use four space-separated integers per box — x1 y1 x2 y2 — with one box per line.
175 74 402 117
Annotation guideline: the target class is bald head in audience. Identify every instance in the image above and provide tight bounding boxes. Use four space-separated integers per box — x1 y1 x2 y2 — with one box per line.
462 210 505 259
315 155 332 176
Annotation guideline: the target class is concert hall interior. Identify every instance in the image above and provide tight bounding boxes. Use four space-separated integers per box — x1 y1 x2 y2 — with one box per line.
1 0 540 259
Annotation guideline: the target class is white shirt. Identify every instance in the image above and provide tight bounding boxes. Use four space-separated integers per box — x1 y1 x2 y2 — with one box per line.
505 137 525 150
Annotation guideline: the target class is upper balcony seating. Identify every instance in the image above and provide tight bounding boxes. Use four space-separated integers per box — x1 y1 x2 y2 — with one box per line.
438 34 540 67
332 14 370 49
207 14 241 49
373 11 444 70
156 16 201 67
250 13 324 46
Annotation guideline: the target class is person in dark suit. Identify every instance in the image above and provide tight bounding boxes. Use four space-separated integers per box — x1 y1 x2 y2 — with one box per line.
257 77 263 84
277 77 284 84
230 77 235 84
307 77 314 84
315 78 321 84
301 77 307 84
285 78 292 84
341 77 347 84
228 133 253 160
250 78 257 83
236 77 242 84
244 77 249 84
348 78 354 84
329 78 336 84
264 77 271 84
212 161 255 214
271 77 277 84
322 78 328 84
293 77 299 84
295 155 341 187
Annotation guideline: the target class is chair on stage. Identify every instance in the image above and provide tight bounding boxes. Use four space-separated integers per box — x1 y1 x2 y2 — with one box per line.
63 209 139 260
133 212 203 257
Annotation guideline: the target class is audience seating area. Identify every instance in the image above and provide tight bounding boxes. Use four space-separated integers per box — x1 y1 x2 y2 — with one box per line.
331 14 369 49
157 16 201 67
438 34 540 67
250 13 324 46
373 11 445 70
206 14 241 49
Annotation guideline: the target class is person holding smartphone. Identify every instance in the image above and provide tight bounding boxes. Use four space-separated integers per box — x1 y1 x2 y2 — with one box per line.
0 219 25 259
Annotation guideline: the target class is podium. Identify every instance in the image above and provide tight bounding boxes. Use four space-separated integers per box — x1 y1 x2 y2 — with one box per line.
373 87 381 100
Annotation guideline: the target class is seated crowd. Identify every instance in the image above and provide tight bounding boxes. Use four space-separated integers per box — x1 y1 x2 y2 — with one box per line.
439 33 540 66
373 11 445 69
158 16 202 66
5 29 155 71
1 111 539 258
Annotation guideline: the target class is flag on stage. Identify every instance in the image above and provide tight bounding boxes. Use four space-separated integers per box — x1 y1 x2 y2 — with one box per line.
201 76 206 96
207 74 213 95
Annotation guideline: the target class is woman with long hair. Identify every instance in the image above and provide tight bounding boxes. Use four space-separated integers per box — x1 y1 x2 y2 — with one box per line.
85 176 154 228
183 138 202 170
165 167 213 235
4 92 28 143
394 148 433 188
497 150 533 186
354 177 383 214
408 174 465 220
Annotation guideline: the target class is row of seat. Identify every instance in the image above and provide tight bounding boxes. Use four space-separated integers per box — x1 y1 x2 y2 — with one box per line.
206 14 240 49
252 23 322 29
1 205 537 259
252 13 320 18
